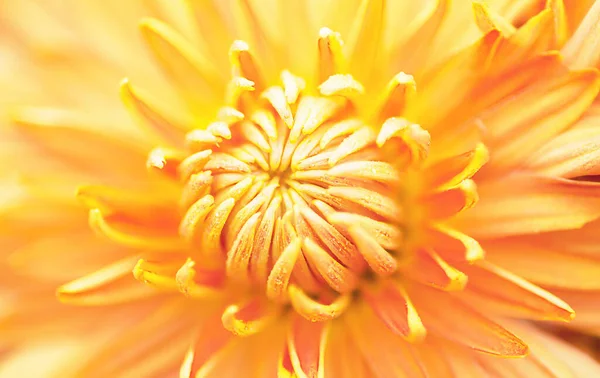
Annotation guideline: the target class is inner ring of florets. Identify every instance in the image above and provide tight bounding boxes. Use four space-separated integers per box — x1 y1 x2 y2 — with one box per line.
176 69 407 308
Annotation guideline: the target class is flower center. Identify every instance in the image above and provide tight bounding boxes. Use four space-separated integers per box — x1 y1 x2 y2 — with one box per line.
177 64 406 305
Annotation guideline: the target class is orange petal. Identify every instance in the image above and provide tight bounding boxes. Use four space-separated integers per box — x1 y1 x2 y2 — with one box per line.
458 261 574 321
288 315 330 378
454 175 600 238
423 143 488 190
229 40 265 91
547 0 569 47
388 0 450 79
88 208 183 251
424 337 489 377
410 338 456 378
513 218 600 260
493 320 600 378
409 284 528 357
404 248 468 291
317 27 347 82
363 281 426 342
481 68 600 173
277 344 296 378
490 9 555 70
221 297 280 337
193 321 284 378
425 225 485 263
563 0 598 37
525 121 600 178
75 301 195 377
345 302 428 378
562 0 600 69
463 53 563 130
421 179 478 219
376 72 416 121
323 322 373 378
8 232 123 282
11 107 148 182
288 285 351 322
484 237 600 290
179 317 232 378
548 288 600 328
404 29 500 133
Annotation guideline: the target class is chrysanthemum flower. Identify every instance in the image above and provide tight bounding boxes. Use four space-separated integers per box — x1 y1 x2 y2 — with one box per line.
2 0 600 377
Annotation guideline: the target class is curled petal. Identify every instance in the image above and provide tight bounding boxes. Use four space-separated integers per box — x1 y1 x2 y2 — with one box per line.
425 225 484 263
175 259 223 299
288 285 351 322
377 117 430 167
422 179 479 219
319 74 364 99
221 297 281 337
423 142 489 190
377 72 416 121
404 248 468 291
318 27 346 82
88 209 182 251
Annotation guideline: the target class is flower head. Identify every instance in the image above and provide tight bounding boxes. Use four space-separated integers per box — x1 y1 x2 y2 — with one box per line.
2 0 600 377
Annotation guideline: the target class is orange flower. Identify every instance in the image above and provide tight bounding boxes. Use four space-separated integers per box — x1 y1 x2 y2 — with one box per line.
2 1 600 377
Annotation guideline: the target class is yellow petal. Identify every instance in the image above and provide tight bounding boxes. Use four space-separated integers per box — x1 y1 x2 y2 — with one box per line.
404 248 468 292
139 18 223 109
57 257 152 305
346 0 385 82
119 78 187 147
473 1 517 36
